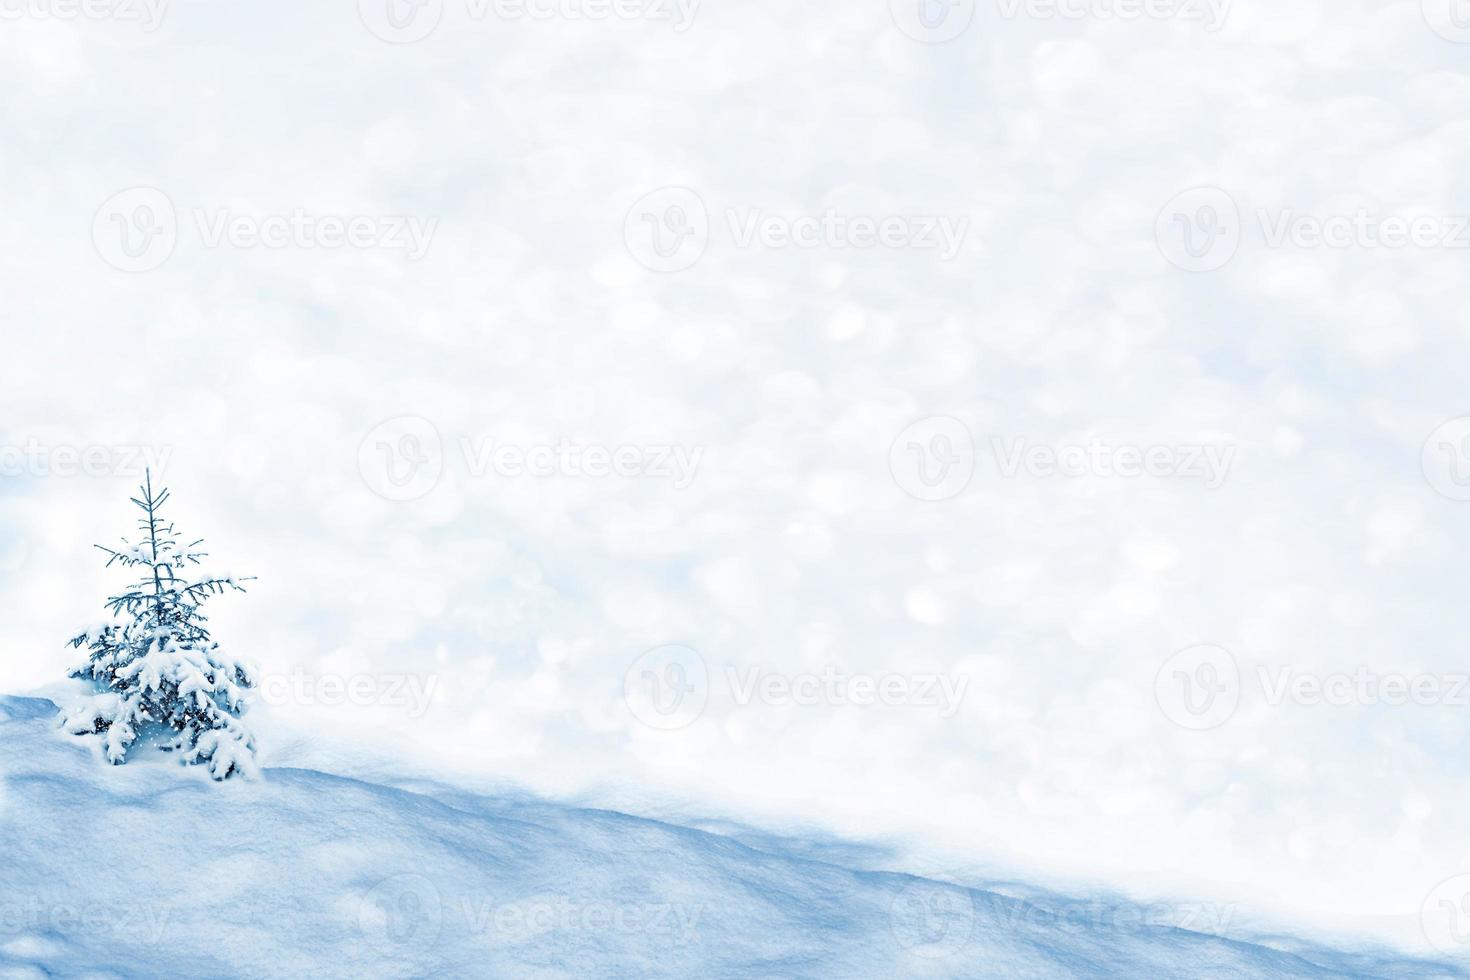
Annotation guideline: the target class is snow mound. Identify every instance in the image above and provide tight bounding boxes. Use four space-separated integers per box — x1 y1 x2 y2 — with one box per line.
0 696 1459 979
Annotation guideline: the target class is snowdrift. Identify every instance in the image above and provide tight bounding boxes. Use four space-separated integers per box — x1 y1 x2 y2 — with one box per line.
0 696 1458 979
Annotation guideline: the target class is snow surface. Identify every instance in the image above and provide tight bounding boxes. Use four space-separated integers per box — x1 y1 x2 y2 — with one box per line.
0 697 1459 980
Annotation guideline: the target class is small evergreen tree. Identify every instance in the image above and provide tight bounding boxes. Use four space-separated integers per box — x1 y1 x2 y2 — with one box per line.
64 471 258 780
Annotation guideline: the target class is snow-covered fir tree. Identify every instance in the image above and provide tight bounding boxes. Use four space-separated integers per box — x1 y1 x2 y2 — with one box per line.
64 471 258 780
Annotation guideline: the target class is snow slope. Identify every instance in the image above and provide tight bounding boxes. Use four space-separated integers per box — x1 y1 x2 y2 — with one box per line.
0 696 1459 980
